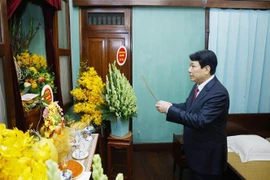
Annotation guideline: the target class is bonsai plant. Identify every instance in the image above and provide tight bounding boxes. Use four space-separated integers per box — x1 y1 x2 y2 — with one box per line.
99 61 138 137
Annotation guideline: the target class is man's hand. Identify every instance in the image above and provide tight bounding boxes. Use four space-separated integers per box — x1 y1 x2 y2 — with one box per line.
155 100 172 113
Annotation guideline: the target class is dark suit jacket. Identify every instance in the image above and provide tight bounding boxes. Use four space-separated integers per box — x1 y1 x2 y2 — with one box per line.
167 76 229 175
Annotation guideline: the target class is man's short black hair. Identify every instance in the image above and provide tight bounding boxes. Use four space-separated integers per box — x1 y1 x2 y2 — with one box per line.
189 50 218 75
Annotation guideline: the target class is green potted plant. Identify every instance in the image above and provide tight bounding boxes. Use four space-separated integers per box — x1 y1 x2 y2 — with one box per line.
99 61 138 137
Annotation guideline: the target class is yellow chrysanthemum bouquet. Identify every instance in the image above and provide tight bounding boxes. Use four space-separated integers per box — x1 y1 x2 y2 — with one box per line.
70 62 105 128
16 51 56 95
9 17 56 112
15 51 57 112
0 124 61 180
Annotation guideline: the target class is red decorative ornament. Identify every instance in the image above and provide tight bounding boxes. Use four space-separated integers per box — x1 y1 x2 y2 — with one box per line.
116 46 127 66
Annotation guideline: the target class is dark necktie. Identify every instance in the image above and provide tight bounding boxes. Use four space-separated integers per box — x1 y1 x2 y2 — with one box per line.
192 86 199 102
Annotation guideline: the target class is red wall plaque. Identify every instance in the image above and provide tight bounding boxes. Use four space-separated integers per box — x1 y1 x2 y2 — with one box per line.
116 46 127 66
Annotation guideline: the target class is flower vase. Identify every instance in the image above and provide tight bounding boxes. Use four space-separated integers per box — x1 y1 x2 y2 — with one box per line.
110 118 129 137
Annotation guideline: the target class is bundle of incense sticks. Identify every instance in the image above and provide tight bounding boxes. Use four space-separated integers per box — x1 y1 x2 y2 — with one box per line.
141 75 158 102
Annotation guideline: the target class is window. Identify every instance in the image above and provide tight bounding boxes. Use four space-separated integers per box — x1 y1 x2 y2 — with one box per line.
56 0 73 110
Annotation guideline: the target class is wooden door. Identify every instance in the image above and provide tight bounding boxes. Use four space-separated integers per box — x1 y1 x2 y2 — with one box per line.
80 7 132 173
86 33 131 82
81 8 132 82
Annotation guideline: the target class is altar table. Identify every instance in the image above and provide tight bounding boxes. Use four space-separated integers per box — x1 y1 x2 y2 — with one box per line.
67 133 99 172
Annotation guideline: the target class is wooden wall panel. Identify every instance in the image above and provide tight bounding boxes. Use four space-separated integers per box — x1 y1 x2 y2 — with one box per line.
81 8 132 83
87 37 107 81
86 34 131 82
74 0 270 9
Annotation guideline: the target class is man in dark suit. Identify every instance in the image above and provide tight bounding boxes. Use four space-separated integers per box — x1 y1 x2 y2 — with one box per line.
156 50 230 180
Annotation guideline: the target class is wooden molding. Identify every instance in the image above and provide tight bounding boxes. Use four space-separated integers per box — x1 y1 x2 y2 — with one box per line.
73 0 270 9
207 0 270 9
133 142 172 152
227 113 270 138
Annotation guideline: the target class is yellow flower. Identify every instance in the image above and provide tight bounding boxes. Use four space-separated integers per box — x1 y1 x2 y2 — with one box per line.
0 124 49 179
29 66 38 74
71 64 104 127
15 51 56 112
31 81 38 89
